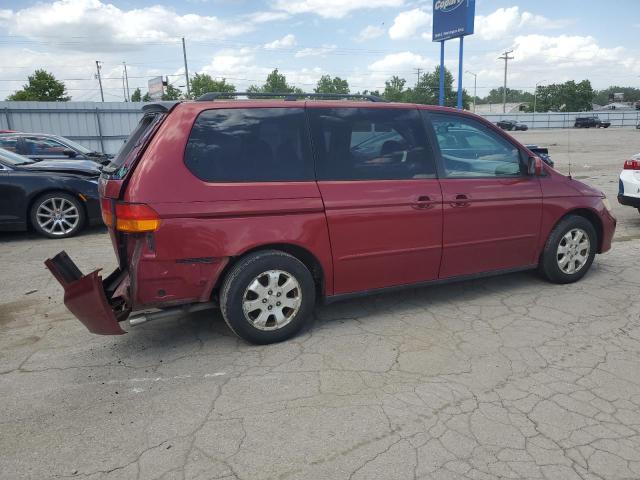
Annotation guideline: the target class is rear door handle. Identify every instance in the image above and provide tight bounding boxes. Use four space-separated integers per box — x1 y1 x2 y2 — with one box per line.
450 194 470 207
412 195 435 210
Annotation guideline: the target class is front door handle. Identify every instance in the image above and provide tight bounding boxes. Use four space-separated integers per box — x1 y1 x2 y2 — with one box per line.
450 194 470 207
412 195 435 210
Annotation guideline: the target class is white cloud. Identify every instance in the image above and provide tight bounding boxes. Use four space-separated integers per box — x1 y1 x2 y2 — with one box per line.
264 34 297 50
356 25 385 42
388 8 431 40
368 51 432 75
271 0 404 19
245 10 291 23
294 45 337 58
1 0 252 52
475 7 569 41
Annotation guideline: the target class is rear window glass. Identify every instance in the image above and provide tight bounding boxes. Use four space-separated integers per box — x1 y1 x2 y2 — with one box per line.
184 108 313 182
103 112 163 174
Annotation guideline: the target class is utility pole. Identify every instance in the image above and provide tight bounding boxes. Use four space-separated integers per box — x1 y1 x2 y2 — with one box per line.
498 50 513 113
95 60 104 102
413 68 422 88
466 70 477 113
182 37 191 98
123 62 130 101
122 69 127 101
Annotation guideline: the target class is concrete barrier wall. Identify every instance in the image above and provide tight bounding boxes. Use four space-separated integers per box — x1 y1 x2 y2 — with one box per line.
1 102 639 156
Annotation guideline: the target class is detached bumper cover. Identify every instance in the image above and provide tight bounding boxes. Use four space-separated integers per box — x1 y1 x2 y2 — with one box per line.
45 251 130 335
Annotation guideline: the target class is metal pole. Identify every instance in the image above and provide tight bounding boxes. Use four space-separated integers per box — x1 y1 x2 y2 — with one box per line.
182 37 191 98
4 107 12 130
123 62 130 101
498 50 513 113
457 37 464 110
466 71 477 113
95 61 104 102
439 41 445 106
122 69 127 102
95 108 105 153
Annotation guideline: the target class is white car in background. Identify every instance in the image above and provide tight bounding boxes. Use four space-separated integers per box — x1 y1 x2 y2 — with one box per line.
618 152 640 213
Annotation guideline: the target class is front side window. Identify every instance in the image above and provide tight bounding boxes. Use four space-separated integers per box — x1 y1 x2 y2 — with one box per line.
185 108 313 182
0 136 18 153
427 113 523 178
308 107 435 181
24 137 67 156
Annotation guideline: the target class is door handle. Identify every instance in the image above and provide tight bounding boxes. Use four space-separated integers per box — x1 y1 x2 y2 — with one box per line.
412 195 435 210
450 194 470 207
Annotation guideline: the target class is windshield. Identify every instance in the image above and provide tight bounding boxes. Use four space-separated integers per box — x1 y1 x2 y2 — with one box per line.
0 147 33 165
60 137 93 154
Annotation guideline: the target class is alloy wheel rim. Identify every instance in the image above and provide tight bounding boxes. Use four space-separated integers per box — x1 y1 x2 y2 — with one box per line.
557 228 590 274
242 269 302 331
36 197 79 236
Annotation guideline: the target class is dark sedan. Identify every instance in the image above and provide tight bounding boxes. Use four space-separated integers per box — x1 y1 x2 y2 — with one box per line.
496 120 528 131
0 148 103 238
0 133 111 165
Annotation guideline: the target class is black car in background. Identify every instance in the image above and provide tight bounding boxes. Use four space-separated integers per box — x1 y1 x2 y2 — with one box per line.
574 115 610 128
0 133 111 164
496 120 528 131
0 148 103 238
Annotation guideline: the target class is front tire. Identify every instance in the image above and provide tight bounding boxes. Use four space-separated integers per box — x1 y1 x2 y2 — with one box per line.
219 250 316 344
539 215 597 284
30 192 85 239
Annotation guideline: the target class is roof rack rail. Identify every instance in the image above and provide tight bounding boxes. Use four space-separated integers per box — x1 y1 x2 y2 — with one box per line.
196 92 386 102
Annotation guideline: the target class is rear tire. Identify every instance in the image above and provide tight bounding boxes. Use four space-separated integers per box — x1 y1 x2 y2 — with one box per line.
30 192 85 239
219 250 316 344
539 215 597 284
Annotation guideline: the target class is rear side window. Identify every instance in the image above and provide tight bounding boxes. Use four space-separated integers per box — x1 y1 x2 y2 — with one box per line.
103 112 164 176
185 108 313 182
308 107 435 181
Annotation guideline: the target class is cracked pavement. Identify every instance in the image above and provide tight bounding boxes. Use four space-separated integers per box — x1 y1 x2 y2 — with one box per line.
1 128 640 480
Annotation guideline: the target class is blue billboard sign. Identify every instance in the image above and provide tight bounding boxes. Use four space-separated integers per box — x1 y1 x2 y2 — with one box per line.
432 0 475 42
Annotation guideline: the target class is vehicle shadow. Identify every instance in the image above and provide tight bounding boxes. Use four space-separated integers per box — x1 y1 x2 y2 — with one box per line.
0 225 107 244
109 269 545 361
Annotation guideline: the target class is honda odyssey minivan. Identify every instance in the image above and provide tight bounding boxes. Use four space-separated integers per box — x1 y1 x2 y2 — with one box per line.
46 94 616 344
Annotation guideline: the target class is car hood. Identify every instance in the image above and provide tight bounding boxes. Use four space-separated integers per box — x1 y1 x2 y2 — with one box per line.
19 159 101 176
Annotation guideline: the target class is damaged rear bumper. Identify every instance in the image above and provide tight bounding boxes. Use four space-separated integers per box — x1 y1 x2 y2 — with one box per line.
45 251 131 335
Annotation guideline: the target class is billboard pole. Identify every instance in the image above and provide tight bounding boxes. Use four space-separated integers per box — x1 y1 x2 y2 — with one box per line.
439 41 445 106
457 36 464 109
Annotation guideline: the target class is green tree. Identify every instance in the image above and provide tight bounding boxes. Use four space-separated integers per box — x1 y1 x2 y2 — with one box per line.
314 75 349 94
162 83 182 101
533 80 594 112
190 73 236 99
593 86 640 105
382 76 407 102
142 92 151 102
7 69 70 101
130 87 142 102
248 69 302 98
480 87 534 105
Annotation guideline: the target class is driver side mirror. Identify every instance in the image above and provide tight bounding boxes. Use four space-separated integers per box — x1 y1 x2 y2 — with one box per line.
63 149 77 158
527 156 543 176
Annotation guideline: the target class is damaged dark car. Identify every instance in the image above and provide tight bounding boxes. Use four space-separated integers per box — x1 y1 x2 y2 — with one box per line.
0 147 103 238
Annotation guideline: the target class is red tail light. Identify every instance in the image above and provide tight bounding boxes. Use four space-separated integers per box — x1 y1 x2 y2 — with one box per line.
624 159 640 170
114 203 160 232
100 199 160 232
100 198 114 227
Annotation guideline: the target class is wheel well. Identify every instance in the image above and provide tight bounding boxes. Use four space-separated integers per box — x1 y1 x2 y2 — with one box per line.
26 189 88 228
215 244 325 298
563 208 603 252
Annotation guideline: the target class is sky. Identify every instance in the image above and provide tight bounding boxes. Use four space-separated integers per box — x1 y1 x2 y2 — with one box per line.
0 0 639 101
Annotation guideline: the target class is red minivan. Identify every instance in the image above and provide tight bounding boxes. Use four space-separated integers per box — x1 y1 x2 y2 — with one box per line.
46 95 616 344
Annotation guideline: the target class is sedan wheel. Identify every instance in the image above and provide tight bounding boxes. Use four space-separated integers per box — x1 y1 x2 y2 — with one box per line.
31 193 85 238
